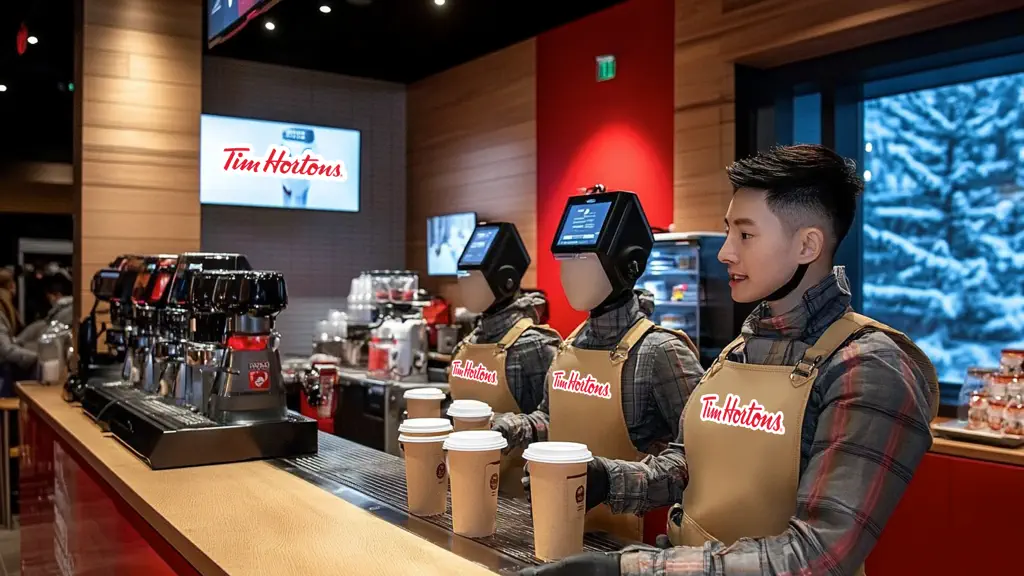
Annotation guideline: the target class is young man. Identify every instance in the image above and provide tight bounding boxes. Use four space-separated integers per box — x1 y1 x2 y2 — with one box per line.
522 145 939 576
497 189 704 542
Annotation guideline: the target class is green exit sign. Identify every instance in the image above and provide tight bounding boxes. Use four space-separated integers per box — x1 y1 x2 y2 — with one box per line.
596 55 616 82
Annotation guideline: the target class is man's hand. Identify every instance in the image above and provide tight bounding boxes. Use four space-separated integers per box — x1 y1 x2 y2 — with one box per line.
523 458 610 512
518 552 620 576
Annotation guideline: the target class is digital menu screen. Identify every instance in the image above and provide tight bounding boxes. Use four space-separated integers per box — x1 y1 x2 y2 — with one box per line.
208 0 263 42
459 226 499 267
556 201 612 247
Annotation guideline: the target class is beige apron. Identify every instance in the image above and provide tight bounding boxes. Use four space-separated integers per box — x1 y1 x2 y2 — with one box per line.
448 317 561 497
667 312 939 575
549 317 698 543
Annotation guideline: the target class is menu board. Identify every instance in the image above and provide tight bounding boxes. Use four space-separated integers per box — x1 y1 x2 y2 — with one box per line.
556 201 612 247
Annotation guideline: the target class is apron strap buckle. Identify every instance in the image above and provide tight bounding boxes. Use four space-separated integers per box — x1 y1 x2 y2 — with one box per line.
609 345 630 365
790 355 822 382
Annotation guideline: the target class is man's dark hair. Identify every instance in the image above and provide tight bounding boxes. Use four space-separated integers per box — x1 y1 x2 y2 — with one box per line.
44 271 73 297
726 144 863 253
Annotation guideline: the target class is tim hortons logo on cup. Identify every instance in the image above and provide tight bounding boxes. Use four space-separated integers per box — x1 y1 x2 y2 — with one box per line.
449 360 499 386
698 393 786 435
436 463 446 479
550 370 612 399
221 146 349 182
575 486 585 504
490 473 499 491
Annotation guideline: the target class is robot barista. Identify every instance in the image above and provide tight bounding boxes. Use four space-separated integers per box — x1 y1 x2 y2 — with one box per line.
495 188 705 542
450 222 562 497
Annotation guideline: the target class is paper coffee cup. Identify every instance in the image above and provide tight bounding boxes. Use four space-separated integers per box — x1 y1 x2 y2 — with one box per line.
399 418 454 517
443 430 508 537
404 387 446 419
522 442 594 561
447 399 493 432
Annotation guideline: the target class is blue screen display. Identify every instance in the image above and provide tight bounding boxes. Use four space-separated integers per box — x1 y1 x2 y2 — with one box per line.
459 226 499 266
556 201 612 247
863 69 1024 383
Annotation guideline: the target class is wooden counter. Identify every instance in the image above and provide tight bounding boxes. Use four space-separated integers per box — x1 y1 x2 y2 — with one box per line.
929 418 1024 468
16 383 495 576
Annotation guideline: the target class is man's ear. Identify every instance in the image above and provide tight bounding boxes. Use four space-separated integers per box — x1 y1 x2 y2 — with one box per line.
797 226 826 264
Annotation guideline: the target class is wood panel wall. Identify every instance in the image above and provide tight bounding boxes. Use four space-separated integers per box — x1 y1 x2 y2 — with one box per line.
672 0 1024 232
406 40 537 304
0 162 73 214
74 0 203 321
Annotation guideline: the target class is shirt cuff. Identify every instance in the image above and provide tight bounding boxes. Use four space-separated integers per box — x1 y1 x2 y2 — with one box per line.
619 544 711 576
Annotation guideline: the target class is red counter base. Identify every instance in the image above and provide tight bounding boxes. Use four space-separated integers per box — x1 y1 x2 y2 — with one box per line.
867 451 1024 575
20 406 199 576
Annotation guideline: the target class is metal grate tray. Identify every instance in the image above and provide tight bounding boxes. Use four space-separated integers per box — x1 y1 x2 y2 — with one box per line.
273 433 623 570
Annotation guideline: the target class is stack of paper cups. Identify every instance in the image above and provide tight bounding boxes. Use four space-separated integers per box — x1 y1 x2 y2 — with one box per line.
443 430 508 537
398 418 453 516
522 442 594 560
446 399 493 431
404 387 446 418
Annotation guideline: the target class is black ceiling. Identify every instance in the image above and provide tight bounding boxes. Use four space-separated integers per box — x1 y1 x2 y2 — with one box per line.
206 0 625 84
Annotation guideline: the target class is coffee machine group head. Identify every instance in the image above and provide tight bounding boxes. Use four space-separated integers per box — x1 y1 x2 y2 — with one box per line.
183 269 289 424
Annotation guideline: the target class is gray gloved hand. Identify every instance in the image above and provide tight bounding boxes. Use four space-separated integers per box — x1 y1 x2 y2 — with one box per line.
524 457 609 512
491 416 516 455
518 552 620 576
655 534 672 549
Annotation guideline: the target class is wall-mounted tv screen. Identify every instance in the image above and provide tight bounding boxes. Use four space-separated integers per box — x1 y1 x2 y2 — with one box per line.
200 114 361 212
427 213 477 276
207 0 279 46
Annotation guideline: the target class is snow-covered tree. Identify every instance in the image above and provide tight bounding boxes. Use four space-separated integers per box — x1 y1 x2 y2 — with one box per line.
863 71 1024 382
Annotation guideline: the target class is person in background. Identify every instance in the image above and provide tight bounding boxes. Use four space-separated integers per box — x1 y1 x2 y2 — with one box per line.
496 189 705 543
521 145 939 576
18 268 75 352
0 268 39 396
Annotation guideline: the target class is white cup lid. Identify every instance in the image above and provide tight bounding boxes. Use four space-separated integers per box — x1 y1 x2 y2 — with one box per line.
399 433 448 444
404 387 446 401
522 442 594 464
443 430 507 452
398 418 454 435
446 399 493 419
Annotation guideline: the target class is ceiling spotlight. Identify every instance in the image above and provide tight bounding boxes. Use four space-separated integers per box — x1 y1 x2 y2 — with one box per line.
434 0 445 6
264 20 276 31
319 4 331 13
27 36 38 45
0 85 7 92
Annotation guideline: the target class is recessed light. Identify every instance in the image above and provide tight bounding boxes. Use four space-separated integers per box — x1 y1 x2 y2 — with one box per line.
319 4 331 13
434 0 445 6
0 85 7 92
264 20 276 31
27 36 38 45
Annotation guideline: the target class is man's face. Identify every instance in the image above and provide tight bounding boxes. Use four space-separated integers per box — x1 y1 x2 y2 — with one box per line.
718 188 805 303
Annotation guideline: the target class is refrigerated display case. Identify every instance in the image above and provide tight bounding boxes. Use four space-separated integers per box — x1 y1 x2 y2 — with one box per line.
639 232 748 367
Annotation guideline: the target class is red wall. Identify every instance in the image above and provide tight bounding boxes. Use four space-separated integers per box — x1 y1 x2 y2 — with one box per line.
536 0 676 336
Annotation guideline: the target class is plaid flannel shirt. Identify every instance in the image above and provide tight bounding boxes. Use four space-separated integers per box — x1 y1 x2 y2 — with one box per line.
497 291 704 454
616 269 937 576
464 293 561 414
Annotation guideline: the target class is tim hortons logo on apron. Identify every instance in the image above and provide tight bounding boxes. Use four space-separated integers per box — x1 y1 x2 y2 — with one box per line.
551 370 612 399
699 393 786 435
450 360 499 385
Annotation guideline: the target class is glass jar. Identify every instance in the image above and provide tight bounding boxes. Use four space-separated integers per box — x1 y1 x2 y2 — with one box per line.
1001 349 1024 376
959 367 996 426
987 375 1013 431
1003 380 1024 436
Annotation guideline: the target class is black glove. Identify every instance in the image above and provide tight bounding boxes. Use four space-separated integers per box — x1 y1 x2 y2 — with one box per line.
524 458 609 512
518 552 620 576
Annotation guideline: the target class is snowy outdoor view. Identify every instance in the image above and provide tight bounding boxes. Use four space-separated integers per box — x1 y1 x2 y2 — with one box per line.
863 71 1024 383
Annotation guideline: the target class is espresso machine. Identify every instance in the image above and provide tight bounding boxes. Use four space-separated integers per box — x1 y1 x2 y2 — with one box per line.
151 253 252 402
79 263 318 469
129 255 179 393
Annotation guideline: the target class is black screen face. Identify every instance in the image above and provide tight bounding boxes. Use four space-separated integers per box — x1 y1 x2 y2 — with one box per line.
459 226 500 267
555 201 613 248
